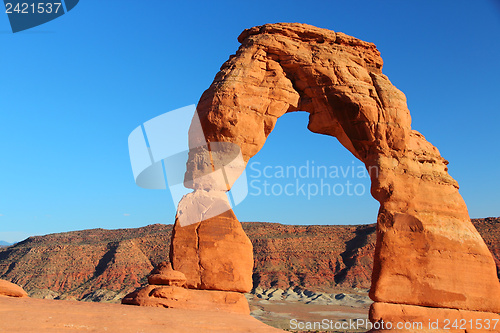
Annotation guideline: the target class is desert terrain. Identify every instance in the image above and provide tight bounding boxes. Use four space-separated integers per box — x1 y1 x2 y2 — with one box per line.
1 218 498 331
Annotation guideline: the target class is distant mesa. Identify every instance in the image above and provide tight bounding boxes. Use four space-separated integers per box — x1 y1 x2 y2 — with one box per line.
0 22 498 331
6 0 80 33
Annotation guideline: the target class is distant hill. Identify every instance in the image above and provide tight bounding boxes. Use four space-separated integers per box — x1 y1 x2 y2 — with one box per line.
0 241 12 247
0 218 498 302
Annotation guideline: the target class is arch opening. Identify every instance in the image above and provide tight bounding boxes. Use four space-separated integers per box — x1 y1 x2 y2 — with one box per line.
235 110 377 226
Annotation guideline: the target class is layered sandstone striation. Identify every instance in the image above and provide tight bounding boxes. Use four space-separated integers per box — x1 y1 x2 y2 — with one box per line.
174 22 500 321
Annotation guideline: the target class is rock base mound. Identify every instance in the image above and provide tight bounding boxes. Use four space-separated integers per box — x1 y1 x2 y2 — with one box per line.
122 262 249 314
122 285 249 314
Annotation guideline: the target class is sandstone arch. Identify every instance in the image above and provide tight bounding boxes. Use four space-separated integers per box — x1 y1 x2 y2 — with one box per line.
170 23 500 322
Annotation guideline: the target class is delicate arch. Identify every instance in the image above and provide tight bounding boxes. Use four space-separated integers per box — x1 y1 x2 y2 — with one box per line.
170 23 500 318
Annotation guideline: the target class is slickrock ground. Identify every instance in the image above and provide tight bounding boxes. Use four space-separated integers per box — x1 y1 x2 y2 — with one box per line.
0 296 284 332
0 219 497 302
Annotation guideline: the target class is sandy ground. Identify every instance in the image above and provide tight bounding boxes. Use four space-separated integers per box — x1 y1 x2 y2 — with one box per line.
0 296 284 333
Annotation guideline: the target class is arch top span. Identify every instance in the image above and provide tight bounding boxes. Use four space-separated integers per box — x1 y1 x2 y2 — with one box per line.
170 23 500 321
189 23 415 170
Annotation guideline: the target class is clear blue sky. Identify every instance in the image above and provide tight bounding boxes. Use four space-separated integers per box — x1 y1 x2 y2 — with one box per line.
1 0 499 242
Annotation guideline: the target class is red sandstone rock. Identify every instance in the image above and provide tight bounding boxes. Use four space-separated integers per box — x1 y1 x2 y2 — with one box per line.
0 279 28 298
369 302 500 333
171 207 253 293
122 285 250 315
174 22 500 317
0 219 498 302
0 297 281 332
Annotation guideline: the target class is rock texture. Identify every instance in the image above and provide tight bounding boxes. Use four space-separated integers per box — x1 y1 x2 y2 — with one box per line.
0 279 28 298
171 208 253 293
0 225 171 300
123 284 250 314
247 223 376 291
175 22 500 319
0 219 498 302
